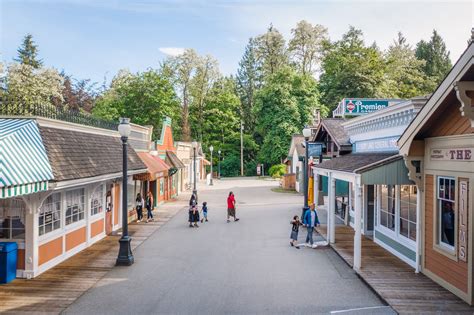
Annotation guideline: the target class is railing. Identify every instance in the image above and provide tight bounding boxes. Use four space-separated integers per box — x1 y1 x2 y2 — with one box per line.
0 101 118 131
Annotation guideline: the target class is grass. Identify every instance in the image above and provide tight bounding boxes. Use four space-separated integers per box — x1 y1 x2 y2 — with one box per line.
271 187 300 194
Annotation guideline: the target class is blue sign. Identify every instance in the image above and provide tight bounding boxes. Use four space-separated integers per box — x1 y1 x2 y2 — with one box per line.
308 142 323 157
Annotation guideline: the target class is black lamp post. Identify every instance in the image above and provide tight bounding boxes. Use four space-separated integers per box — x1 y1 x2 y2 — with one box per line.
209 145 214 186
116 118 134 266
192 141 198 200
301 127 312 220
218 150 221 179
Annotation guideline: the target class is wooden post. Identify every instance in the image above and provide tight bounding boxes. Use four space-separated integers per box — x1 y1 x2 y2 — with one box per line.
329 174 336 244
415 185 422 273
354 176 362 270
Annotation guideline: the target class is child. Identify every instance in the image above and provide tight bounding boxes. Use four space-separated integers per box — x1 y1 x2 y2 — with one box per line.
290 215 301 249
201 202 208 223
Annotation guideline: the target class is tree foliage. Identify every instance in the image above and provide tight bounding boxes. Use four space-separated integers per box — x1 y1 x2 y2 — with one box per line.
415 30 452 85
254 25 289 77
15 34 43 69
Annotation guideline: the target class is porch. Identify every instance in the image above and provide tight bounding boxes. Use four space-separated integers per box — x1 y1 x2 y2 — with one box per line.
316 224 474 314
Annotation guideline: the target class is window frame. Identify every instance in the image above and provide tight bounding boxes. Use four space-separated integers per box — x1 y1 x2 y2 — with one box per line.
64 188 86 226
0 198 27 240
379 184 396 232
90 184 105 217
435 176 457 254
399 185 417 242
38 192 62 237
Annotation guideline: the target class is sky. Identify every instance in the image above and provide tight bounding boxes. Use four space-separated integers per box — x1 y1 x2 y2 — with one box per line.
1 0 473 85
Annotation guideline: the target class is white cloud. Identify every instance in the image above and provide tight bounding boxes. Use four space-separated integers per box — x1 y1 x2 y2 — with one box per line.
159 47 185 56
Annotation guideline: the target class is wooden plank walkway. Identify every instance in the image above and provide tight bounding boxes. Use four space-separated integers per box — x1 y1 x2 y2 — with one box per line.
316 224 474 314
0 203 185 315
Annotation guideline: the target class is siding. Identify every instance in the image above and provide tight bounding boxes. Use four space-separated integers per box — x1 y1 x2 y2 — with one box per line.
424 174 468 293
90 218 104 238
65 227 86 252
428 101 473 137
39 237 63 266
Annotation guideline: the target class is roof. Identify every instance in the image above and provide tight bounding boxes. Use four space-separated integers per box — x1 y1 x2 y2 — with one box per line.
39 126 147 182
288 134 305 157
137 152 169 180
316 153 400 173
165 151 185 169
313 119 351 149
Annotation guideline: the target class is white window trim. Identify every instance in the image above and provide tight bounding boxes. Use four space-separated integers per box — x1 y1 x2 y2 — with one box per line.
38 192 62 239
90 184 105 218
64 187 86 227
435 176 457 255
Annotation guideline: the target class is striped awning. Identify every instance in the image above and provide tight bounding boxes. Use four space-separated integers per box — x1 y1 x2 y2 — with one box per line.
0 119 53 198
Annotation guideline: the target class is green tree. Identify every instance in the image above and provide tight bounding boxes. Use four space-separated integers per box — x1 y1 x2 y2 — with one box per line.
15 34 43 69
319 26 387 111
254 25 289 77
415 30 452 85
288 20 328 75
92 69 181 139
385 32 434 98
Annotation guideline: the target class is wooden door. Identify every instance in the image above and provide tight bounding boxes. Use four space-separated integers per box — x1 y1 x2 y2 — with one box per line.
105 190 113 235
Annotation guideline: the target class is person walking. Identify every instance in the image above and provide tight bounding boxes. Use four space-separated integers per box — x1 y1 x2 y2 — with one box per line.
227 191 239 223
290 215 301 249
146 191 154 223
201 201 208 223
304 204 320 248
135 193 144 222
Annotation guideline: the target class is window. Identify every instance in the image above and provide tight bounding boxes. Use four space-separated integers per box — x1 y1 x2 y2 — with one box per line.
127 178 135 209
39 193 61 236
400 185 417 241
437 177 456 248
336 196 348 221
160 178 165 195
0 198 26 239
65 189 85 225
91 185 104 216
380 185 396 231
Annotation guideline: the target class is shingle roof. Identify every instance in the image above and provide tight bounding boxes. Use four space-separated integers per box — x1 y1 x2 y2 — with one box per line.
39 126 147 182
289 134 305 157
166 151 185 169
320 119 351 148
316 153 400 173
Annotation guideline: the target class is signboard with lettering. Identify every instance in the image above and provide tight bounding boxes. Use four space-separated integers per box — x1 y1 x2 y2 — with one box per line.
430 148 474 161
256 165 261 176
308 142 323 157
458 179 469 262
354 137 398 153
344 99 389 115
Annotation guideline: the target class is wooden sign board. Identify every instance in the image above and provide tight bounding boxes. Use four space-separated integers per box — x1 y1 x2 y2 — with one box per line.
458 179 469 262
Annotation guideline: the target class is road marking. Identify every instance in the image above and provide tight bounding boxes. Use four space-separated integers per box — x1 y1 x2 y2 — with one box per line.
330 306 392 314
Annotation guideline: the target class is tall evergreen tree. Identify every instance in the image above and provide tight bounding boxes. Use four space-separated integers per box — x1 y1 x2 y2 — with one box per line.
236 38 261 134
254 25 289 77
415 30 452 85
15 34 43 69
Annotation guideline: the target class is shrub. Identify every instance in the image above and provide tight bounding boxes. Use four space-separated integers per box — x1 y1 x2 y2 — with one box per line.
220 154 240 177
269 164 286 178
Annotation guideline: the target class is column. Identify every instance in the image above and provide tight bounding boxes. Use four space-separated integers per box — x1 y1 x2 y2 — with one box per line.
354 177 362 270
24 197 39 278
314 174 319 207
329 173 336 244
415 185 422 273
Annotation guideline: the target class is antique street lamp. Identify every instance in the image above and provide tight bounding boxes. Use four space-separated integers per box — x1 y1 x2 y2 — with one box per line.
301 127 312 220
116 118 134 266
192 141 198 200
218 150 221 179
209 145 214 186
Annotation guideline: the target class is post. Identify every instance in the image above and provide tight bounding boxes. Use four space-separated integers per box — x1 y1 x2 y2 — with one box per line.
415 186 422 273
218 150 221 179
329 175 336 244
354 177 362 271
240 120 244 176
193 146 197 200
314 174 319 207
210 148 213 186
116 134 134 266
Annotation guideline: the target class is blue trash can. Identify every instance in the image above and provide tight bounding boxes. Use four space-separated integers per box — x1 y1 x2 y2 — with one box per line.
0 242 18 284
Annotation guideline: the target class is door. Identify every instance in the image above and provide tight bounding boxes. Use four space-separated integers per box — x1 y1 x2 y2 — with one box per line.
366 185 375 233
105 189 113 235
113 184 120 227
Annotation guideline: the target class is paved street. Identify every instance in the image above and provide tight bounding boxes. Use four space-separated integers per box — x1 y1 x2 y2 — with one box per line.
64 178 394 315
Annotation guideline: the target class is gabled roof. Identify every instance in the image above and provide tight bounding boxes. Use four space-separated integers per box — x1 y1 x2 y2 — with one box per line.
316 153 399 173
166 151 185 169
313 118 351 149
288 134 305 157
399 41 474 155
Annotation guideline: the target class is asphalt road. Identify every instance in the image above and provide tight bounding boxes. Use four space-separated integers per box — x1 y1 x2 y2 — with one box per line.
64 178 395 315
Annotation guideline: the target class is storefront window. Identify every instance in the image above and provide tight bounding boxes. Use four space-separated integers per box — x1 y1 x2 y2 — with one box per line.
127 177 135 209
0 198 26 239
65 188 85 225
336 196 348 221
400 185 417 241
91 185 104 216
39 193 61 236
380 185 395 231
437 177 455 248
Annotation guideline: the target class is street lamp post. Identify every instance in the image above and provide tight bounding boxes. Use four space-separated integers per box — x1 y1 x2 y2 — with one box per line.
218 150 221 179
209 145 214 186
301 127 312 221
192 141 198 200
116 118 134 266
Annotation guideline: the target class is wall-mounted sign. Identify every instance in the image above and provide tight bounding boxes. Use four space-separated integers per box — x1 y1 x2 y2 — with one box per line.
458 179 469 262
332 98 400 117
308 143 323 157
354 137 398 153
430 148 473 161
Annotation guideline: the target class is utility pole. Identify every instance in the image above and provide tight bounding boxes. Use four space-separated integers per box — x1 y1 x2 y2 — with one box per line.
240 120 244 176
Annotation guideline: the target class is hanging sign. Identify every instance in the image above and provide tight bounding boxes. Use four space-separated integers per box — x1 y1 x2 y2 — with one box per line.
307 142 323 157
458 179 469 262
430 148 473 161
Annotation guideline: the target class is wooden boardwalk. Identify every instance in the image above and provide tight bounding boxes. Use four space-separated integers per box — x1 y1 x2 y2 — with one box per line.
316 225 474 314
0 205 184 315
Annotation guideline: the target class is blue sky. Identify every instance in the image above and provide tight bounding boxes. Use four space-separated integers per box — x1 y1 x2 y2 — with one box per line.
1 0 473 85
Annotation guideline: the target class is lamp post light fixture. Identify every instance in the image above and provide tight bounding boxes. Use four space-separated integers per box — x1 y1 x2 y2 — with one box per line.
192 141 198 200
218 150 221 179
116 117 134 266
301 127 312 221
209 145 214 186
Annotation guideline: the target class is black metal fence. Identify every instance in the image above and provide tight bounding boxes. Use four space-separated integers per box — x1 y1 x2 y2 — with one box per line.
0 101 118 131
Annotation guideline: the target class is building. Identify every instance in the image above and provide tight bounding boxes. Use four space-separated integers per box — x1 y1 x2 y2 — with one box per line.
398 41 474 304
313 96 427 271
175 141 209 186
285 135 305 192
0 117 147 278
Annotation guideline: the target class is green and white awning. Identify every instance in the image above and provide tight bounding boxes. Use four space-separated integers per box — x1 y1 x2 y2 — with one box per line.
0 119 53 198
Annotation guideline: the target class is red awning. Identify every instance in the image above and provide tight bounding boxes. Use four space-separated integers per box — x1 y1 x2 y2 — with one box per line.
136 152 170 180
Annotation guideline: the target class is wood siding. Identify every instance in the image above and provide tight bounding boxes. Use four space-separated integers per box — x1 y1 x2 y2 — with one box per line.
427 101 473 137
90 218 104 238
424 174 468 293
17 249 25 270
65 227 86 252
39 237 63 266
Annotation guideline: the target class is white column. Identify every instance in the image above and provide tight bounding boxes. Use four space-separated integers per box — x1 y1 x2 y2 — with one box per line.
354 176 362 271
329 174 336 244
314 173 319 206
24 196 40 278
415 186 422 273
